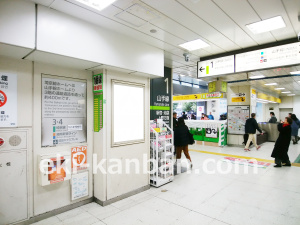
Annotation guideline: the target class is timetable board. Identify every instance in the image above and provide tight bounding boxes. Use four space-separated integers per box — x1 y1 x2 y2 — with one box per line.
227 106 250 134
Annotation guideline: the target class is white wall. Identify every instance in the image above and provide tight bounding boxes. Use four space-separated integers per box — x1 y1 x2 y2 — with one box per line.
279 96 293 108
37 6 164 77
0 0 35 49
32 62 94 216
94 70 150 201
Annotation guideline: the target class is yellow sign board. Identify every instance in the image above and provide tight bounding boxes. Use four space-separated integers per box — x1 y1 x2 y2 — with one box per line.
221 82 227 92
173 92 224 101
208 81 216 93
232 97 246 102
251 89 256 95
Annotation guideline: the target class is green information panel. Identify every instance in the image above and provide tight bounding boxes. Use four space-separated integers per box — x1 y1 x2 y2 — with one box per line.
93 74 103 132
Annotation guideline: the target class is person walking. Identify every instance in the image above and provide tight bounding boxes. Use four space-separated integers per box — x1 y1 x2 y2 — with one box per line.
268 112 277 123
181 111 187 120
290 114 300 144
244 113 263 151
174 117 192 167
271 117 293 167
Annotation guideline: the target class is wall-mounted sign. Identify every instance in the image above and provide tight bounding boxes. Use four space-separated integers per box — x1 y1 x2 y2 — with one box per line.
221 82 227 92
41 76 87 147
0 73 17 127
173 92 224 101
71 146 87 172
208 81 216 93
236 42 300 72
93 73 103 132
197 55 235 78
150 67 171 125
232 97 246 102
228 105 250 134
71 171 88 201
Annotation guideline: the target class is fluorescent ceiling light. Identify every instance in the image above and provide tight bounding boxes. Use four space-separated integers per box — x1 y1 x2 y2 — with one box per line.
290 71 300 75
264 83 277 86
287 94 295 96
179 39 210 51
249 75 265 79
281 91 291 93
246 16 286 34
74 0 116 11
275 88 285 90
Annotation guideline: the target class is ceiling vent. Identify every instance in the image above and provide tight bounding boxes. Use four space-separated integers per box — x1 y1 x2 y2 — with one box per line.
115 3 160 27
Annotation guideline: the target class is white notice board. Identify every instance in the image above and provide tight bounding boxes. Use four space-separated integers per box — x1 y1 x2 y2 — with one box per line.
228 106 250 134
41 75 87 147
71 171 88 201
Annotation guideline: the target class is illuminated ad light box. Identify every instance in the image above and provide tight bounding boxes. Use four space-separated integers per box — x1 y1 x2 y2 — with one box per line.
41 75 87 147
197 55 235 78
112 80 145 147
236 42 300 72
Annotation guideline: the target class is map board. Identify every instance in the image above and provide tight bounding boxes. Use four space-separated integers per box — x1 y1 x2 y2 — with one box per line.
228 105 250 134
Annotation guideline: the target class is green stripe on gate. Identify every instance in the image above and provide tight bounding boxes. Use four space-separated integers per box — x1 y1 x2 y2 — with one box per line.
150 106 170 110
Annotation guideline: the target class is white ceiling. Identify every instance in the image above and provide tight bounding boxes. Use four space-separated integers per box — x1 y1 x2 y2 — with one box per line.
29 0 300 96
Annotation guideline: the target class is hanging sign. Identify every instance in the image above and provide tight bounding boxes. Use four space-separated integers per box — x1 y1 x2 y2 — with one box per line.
236 42 300 72
71 146 87 172
197 55 235 78
93 74 103 132
41 76 87 147
0 73 17 127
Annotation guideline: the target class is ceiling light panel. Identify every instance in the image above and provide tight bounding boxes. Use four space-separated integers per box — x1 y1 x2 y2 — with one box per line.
264 83 277 86
74 0 117 11
290 71 300 75
249 75 265 79
246 16 286 34
281 91 291 93
179 39 210 51
275 88 285 90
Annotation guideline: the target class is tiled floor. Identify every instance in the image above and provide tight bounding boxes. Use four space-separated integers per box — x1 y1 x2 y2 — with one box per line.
32 142 300 225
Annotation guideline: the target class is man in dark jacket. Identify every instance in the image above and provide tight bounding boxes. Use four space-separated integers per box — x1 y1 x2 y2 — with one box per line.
244 113 263 151
173 112 178 129
268 112 277 123
271 117 292 167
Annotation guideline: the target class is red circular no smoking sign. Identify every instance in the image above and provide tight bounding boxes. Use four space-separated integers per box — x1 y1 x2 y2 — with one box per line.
0 90 7 107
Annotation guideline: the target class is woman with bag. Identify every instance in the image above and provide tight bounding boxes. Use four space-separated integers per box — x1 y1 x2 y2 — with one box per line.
174 117 193 167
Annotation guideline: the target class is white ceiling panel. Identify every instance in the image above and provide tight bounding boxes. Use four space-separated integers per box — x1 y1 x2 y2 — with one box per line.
213 0 276 45
248 0 296 41
0 43 33 59
177 0 257 49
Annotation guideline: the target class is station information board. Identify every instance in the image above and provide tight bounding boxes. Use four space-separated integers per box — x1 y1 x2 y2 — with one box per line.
197 55 235 78
236 42 300 72
42 76 87 147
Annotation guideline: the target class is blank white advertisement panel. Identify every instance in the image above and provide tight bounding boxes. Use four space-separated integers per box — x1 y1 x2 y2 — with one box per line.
236 42 300 72
112 80 145 146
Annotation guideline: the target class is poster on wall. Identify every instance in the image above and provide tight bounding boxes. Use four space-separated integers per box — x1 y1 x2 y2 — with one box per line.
205 123 218 138
41 75 87 147
150 67 171 125
71 171 88 201
228 105 250 134
71 146 87 172
0 73 17 127
93 74 103 132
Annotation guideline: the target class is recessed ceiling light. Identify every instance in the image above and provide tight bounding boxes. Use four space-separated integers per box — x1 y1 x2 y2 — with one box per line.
282 91 291 93
287 94 295 96
275 88 285 90
290 71 300 74
74 0 116 11
264 83 277 86
249 75 265 79
179 39 210 51
246 16 286 34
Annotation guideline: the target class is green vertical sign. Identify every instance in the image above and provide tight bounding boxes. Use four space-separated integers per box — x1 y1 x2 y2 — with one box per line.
93 74 103 132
